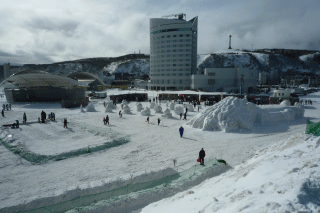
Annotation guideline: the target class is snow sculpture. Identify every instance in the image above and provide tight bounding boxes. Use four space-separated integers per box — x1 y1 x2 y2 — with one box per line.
161 108 172 118
280 100 290 106
123 104 131 114
154 104 163 113
174 105 184 115
141 107 151 116
184 104 194 112
86 103 96 112
187 97 305 132
169 102 175 110
80 105 85 113
150 102 156 109
137 103 143 112
105 103 113 112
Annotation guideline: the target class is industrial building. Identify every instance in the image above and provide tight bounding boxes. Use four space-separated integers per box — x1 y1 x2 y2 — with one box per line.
191 67 258 93
149 13 198 90
2 70 88 107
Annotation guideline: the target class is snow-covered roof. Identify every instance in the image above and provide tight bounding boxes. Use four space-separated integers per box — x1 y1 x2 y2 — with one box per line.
2 72 80 88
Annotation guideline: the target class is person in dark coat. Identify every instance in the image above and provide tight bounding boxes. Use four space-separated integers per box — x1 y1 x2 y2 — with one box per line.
103 117 106 124
199 148 205 165
179 126 184 137
106 115 109 125
23 112 27 123
1 109 4 117
180 113 182 119
183 112 187 120
158 118 161 125
64 118 68 128
146 116 149 123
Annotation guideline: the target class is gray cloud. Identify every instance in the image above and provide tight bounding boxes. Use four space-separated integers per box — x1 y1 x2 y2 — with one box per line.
0 0 319 65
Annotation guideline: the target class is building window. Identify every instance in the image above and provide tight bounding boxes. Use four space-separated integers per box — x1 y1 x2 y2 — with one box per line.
208 79 215 85
208 72 215 76
173 73 176 76
180 34 183 37
179 39 183 42
173 64 176 66
180 79 182 84
161 36 164 38
179 73 183 76
186 34 190 37
162 80 164 84
167 79 170 83
173 35 177 37
186 64 189 66
167 35 170 38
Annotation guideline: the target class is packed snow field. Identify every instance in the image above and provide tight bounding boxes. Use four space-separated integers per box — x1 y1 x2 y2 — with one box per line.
0 89 319 212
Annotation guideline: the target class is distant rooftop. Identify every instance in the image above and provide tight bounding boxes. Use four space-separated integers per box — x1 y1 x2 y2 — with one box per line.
162 13 186 20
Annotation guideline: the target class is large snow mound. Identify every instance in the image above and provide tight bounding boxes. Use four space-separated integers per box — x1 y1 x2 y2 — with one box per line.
188 97 304 132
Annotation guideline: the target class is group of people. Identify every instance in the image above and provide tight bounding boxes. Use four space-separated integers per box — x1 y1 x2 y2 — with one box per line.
2 103 11 111
103 115 109 125
300 99 313 105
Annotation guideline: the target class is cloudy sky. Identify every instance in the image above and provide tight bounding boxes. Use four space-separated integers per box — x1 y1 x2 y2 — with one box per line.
1 0 320 65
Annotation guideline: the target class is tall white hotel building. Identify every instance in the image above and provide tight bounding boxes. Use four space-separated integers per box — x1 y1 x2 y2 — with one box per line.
149 14 198 90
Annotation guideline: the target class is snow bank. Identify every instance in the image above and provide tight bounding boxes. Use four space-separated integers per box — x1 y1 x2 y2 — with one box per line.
188 97 304 132
140 134 320 213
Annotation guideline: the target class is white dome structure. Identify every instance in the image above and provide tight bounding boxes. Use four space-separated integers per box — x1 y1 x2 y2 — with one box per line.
161 108 172 118
150 102 156 109
86 103 96 112
141 107 151 116
137 103 144 112
174 105 184 115
154 105 163 113
105 103 113 112
169 102 175 110
123 105 131 114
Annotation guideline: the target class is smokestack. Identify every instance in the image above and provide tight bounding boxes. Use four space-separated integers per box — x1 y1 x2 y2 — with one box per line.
228 35 232 49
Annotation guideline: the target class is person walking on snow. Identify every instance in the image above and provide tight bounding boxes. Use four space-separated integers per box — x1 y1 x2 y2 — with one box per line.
119 111 122 118
180 113 182 119
64 118 68 128
103 117 106 124
106 115 109 125
23 112 27 123
183 112 187 120
158 118 161 125
199 148 205 165
146 116 149 123
179 126 184 137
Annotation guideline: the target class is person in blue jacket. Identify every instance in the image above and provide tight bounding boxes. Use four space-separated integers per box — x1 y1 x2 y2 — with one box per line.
179 126 184 138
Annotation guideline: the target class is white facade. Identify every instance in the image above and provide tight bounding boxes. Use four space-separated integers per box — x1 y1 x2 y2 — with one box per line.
191 67 258 93
273 89 291 99
259 72 267 85
149 14 198 91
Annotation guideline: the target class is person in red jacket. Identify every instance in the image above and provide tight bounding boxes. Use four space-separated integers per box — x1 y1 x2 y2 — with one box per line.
199 148 205 165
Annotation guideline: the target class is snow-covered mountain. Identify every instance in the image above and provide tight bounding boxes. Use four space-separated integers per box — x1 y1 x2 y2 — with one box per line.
21 49 320 79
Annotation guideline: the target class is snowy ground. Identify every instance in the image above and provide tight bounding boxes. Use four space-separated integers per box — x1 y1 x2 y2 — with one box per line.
0 89 319 212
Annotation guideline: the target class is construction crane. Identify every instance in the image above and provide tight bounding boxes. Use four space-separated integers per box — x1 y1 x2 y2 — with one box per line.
162 13 186 20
